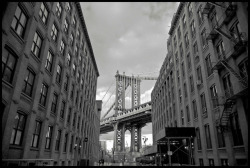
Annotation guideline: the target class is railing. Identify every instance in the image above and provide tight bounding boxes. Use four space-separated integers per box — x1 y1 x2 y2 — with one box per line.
2 159 54 166
100 102 152 126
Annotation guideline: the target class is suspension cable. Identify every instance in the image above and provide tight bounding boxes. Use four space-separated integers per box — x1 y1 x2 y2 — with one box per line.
101 81 115 101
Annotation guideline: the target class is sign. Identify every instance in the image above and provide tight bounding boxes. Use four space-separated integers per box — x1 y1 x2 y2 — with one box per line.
84 138 88 142
167 151 172 156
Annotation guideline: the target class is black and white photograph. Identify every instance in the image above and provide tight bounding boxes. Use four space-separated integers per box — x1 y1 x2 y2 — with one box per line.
2 2 248 166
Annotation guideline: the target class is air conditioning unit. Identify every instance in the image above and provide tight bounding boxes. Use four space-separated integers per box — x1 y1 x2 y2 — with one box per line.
196 80 202 85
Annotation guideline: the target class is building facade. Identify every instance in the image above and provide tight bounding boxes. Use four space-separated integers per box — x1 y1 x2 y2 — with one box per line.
151 2 248 166
2 2 100 166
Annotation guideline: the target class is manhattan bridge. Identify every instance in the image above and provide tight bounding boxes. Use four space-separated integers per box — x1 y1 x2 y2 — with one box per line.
99 70 157 163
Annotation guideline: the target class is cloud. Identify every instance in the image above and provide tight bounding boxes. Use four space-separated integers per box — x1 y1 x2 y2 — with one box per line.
81 2 179 141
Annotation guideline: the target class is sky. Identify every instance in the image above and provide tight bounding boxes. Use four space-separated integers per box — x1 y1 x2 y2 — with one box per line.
81 2 179 150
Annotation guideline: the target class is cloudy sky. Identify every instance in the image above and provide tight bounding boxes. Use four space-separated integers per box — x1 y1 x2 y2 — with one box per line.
80 2 179 147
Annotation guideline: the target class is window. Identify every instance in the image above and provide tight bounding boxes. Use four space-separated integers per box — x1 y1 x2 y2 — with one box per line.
177 70 180 84
55 129 61 151
55 2 62 18
205 54 213 76
179 89 182 103
238 59 248 79
189 75 194 93
193 42 198 55
199 159 204 166
216 126 225 148
177 26 181 39
2 48 17 83
31 32 42 58
210 85 219 108
230 111 243 146
200 93 207 114
77 116 80 129
45 126 53 149
11 5 28 38
197 6 204 25
216 41 225 60
70 135 74 152
31 121 41 148
51 93 58 113
181 62 185 78
230 22 243 42
60 101 66 119
179 44 183 58
186 105 190 122
187 53 191 69
66 2 71 13
51 23 58 42
72 113 76 127
72 63 76 76
64 133 68 152
64 74 69 91
77 71 80 82
56 64 62 84
190 20 196 37
188 2 193 17
67 107 71 124
75 45 78 56
70 33 74 46
67 53 71 67
196 127 202 150
197 66 203 84
39 83 48 106
77 29 80 39
222 73 233 98
204 124 212 149
45 51 53 72
81 78 83 89
39 2 48 24
10 112 26 145
221 159 229 166
22 68 35 97
59 40 65 55
174 36 177 48
192 100 198 119
184 83 187 98
201 29 207 48
181 110 184 125
184 33 189 47
182 15 186 28
64 19 69 33
80 96 83 109
210 11 218 28
73 15 76 27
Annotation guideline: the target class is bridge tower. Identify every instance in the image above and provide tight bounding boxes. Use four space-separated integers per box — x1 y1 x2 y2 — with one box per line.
113 71 143 156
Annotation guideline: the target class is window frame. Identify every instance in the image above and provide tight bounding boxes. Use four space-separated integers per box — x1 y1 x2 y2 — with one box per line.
31 31 43 58
11 4 28 38
51 23 58 42
45 125 53 149
22 67 35 97
10 112 26 146
2 47 18 84
39 2 49 25
39 82 48 106
51 92 58 114
45 50 54 72
31 120 41 148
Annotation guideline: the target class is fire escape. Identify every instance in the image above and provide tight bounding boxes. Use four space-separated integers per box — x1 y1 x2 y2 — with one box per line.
203 2 248 132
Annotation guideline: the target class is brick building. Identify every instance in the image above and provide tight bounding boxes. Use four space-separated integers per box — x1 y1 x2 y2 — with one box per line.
151 2 248 166
2 2 100 166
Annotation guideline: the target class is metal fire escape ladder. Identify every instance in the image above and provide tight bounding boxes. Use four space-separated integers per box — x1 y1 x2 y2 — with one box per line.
214 27 238 44
219 99 235 132
220 60 248 88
